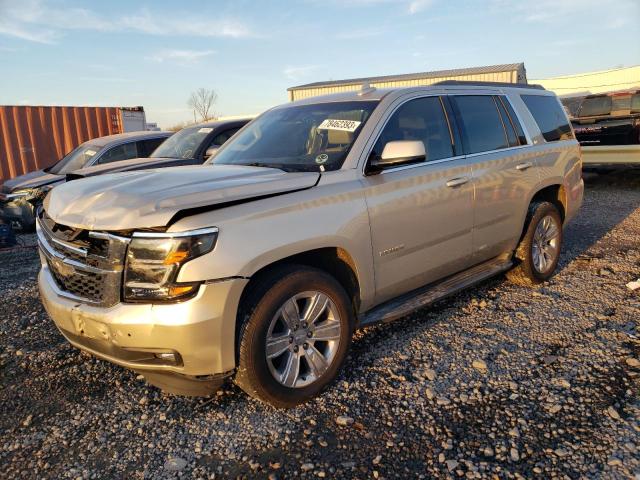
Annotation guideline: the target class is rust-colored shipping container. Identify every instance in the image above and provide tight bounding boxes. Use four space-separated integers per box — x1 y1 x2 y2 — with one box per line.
0 106 124 182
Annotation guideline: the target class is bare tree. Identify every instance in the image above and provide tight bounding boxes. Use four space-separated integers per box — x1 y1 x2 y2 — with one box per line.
188 88 218 121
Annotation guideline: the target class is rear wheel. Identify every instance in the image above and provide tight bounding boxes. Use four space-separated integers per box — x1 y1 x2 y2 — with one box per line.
235 266 353 408
507 201 563 286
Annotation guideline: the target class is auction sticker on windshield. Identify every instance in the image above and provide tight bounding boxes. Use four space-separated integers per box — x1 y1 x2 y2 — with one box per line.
317 119 361 132
85 150 97 156
199 128 213 133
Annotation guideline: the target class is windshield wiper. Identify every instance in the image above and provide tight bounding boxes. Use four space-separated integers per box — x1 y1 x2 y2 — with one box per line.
241 162 321 173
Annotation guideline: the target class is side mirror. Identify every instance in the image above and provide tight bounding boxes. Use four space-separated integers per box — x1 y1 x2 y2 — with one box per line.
204 146 219 160
367 140 426 174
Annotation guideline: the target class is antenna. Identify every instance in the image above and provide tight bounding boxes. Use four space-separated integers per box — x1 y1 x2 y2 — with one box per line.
358 83 376 96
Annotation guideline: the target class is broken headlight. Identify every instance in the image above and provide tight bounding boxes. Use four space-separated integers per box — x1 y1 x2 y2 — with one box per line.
123 227 218 302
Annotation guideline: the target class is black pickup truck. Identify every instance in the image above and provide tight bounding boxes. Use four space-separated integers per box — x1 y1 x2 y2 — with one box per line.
571 90 640 146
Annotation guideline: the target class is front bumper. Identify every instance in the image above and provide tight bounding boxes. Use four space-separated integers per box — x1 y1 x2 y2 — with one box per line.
0 198 36 230
39 265 248 390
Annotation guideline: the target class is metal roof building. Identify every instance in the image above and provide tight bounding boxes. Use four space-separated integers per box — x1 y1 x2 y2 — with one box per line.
287 63 527 101
530 65 640 98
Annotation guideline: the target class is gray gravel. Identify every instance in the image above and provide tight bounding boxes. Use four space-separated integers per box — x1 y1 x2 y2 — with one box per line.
1 169 640 479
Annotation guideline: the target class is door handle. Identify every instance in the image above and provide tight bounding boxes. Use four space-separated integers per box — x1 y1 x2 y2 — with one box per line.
516 162 533 171
446 177 469 188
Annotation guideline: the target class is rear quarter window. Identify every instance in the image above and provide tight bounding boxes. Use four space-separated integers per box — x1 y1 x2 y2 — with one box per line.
521 95 574 142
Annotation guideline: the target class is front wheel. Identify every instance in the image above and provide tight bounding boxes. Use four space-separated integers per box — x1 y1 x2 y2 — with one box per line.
235 266 353 408
507 201 563 286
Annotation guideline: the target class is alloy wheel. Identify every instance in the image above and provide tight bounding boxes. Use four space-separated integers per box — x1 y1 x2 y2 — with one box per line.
265 291 342 388
532 215 560 274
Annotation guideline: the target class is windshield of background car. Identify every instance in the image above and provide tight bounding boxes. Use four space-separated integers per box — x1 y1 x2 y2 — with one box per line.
150 126 212 159
578 96 612 117
48 144 104 174
211 101 378 172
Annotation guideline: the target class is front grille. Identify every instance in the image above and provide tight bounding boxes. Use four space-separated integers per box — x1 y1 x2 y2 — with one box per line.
47 261 106 303
37 211 130 307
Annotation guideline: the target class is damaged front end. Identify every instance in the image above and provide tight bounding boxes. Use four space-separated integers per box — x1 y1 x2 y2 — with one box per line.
0 187 50 231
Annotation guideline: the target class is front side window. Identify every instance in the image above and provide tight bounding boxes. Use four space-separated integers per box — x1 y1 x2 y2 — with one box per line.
209 127 241 148
450 95 509 154
47 143 104 174
522 94 574 142
151 126 213 159
370 96 453 164
137 137 167 157
212 101 378 172
97 142 138 164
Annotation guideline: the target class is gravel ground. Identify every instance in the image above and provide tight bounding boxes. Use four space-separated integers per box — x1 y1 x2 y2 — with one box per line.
1 169 639 479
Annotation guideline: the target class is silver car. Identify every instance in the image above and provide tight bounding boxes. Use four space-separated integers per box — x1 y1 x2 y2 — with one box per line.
37 82 583 407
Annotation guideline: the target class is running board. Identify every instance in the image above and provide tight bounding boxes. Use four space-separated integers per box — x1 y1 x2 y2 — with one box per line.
359 255 513 327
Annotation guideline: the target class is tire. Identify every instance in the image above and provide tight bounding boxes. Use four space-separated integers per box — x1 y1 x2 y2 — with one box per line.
506 201 563 286
235 265 354 408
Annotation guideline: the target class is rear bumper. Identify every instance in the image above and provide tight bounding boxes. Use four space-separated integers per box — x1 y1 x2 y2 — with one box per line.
39 265 248 385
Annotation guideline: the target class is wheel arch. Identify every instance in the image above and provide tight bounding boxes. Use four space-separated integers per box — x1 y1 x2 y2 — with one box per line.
234 246 362 360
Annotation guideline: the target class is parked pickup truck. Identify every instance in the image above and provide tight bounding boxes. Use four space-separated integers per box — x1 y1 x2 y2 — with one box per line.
572 90 640 146
37 82 583 407
0 131 172 231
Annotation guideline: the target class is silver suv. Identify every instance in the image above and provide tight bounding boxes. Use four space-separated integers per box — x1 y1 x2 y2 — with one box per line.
37 82 583 407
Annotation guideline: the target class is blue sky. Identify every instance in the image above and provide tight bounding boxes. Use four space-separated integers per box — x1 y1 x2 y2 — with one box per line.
0 0 638 128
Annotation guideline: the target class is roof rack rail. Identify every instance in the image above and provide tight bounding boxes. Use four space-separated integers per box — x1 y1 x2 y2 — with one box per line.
434 80 545 90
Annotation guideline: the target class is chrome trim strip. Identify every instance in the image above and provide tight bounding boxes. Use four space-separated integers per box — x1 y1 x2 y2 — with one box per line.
89 231 131 244
375 155 466 175
462 144 531 160
49 235 88 257
37 227 107 275
37 217 122 274
132 227 219 239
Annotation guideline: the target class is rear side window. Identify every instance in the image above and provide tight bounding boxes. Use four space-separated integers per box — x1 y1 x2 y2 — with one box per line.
521 95 574 142
137 138 167 157
495 97 518 147
371 96 453 164
499 97 527 145
450 95 508 154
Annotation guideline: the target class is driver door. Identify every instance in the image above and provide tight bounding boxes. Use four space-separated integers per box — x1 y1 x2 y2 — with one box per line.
362 96 474 303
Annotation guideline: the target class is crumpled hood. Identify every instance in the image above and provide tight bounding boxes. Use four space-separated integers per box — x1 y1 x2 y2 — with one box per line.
44 164 319 230
2 169 63 193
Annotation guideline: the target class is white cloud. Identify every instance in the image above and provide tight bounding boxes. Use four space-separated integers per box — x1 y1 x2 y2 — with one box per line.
283 65 323 81
120 9 252 39
0 0 253 43
148 49 215 64
407 0 434 14
307 0 436 14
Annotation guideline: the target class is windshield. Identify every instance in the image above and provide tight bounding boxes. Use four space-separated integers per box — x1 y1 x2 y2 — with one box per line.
578 96 612 117
150 125 212 159
48 144 104 174
210 101 378 172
